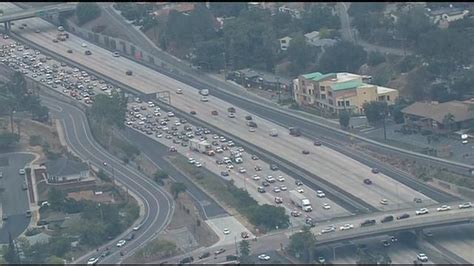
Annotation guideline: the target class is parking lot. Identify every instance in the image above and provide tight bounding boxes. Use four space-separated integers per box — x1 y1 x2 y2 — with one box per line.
0 152 34 243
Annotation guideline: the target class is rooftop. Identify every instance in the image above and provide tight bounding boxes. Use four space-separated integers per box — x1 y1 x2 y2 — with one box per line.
429 7 466 16
401 101 474 123
377 86 398 94
279 36 292 42
331 80 363 91
304 31 320 40
301 72 336 82
45 158 89 177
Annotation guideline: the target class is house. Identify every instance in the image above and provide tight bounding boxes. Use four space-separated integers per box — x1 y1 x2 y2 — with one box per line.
44 158 91 183
152 3 195 17
227 68 291 91
304 31 337 48
293 72 398 114
428 6 470 25
401 100 474 133
278 5 302 19
279 36 292 51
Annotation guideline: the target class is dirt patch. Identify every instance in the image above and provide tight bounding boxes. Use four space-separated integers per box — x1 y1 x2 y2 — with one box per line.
67 190 116 203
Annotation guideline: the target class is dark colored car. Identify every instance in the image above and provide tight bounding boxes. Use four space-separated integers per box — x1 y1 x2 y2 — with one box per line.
261 181 269 187
371 168 380 174
85 50 92 55
364 178 372 185
302 150 310 155
396 213 410 220
313 140 322 146
381 215 394 223
245 115 252 120
257 187 265 193
295 179 303 186
221 171 229 177
190 110 196 115
360 219 376 227
228 107 236 113
413 197 423 203
211 110 218 116
126 70 133 76
179 256 194 264
270 164 279 171
199 252 210 259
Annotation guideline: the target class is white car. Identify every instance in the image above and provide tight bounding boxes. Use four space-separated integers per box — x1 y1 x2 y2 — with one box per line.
380 199 389 205
321 225 336 234
188 158 195 164
340 224 354 231
18 168 25 175
223 228 230 235
316 190 326 198
238 167 246 173
116 239 126 247
249 127 256 132
416 208 429 215
297 188 304 193
176 89 183 94
133 224 142 231
81 43 87 47
459 202 472 209
87 257 99 265
322 203 331 210
167 112 174 117
436 205 451 212
417 253 428 262
195 162 202 168
276 176 285 182
273 187 281 193
280 185 287 191
252 175 261 181
258 254 270 261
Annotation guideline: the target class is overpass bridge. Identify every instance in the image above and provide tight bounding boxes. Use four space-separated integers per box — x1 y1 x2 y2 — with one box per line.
0 3 76 32
311 206 474 247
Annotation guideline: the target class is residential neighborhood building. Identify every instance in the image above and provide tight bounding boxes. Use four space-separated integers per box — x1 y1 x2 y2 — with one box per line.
43 158 91 184
227 68 291 91
401 100 474 133
151 2 195 17
279 36 292 51
427 6 470 25
304 31 337 48
293 72 398 114
278 5 302 19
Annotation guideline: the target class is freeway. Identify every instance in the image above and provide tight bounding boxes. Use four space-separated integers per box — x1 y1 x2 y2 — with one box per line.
40 96 174 264
0 3 76 24
6 14 445 212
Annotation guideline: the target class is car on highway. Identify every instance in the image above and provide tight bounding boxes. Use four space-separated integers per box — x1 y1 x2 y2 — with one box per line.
363 178 372 185
295 179 303 186
223 228 230 235
280 185 287 191
113 51 120 57
297 188 304 193
199 252 210 259
133 224 142 231
322 203 331 209
26 210 32 218
291 210 301 217
273 186 281 193
318 256 325 263
221 171 229 177
382 240 391 247
275 197 283 204
416 208 429 215
179 256 194 264
116 240 126 247
214 248 226 255
241 231 249 239
87 257 99 265
126 70 133 76
257 187 265 193
417 253 428 262
270 164 279 171
85 50 92 55
321 225 336 234
361 219 376 227
371 168 380 174
397 213 410 220
251 154 259 160
380 199 388 205
19 168 25 175
381 215 394 223
459 202 472 209
436 205 451 212
0 171 3 178
276 175 285 182
316 190 326 198
340 224 354 231
258 254 270 261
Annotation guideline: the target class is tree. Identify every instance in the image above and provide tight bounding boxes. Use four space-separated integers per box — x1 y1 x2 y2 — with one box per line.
190 3 217 44
301 5 340 33
367 51 386 66
442 113 456 131
246 205 289 230
170 182 187 199
239 240 251 262
193 38 225 71
318 41 367 73
396 6 434 46
287 33 316 76
391 97 412 124
89 91 127 128
48 187 66 211
339 110 351 128
154 170 169 181
3 232 20 264
76 3 101 26
287 226 316 263
363 101 388 124
209 2 247 17
0 132 19 149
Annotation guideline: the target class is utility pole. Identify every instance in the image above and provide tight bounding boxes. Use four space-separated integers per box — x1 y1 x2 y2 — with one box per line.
223 51 227 81
276 76 281 103
382 112 387 141
235 236 238 256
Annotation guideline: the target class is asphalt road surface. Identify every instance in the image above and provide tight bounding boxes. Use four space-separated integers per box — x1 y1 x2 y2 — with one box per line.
8 16 441 212
120 126 227 219
0 152 34 243
40 96 174 264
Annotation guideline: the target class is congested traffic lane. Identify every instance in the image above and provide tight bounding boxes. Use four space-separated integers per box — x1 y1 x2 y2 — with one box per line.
126 100 351 224
10 14 437 211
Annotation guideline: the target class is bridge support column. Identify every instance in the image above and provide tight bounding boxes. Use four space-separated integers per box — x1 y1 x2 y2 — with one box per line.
4 21 10 33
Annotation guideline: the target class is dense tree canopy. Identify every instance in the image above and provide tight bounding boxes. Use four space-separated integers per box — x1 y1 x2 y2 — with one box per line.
319 41 367 73
363 101 388 123
287 33 316 76
301 5 340 33
89 91 127 128
287 226 316 262
76 3 101 26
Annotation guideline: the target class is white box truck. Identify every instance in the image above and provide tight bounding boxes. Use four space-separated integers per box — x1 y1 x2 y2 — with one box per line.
289 190 312 212
189 139 214 155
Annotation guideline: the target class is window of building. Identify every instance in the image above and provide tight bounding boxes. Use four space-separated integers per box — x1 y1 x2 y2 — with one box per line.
303 96 307 101
303 88 306 94
328 99 333 105
320 86 325 91
321 94 326 100
281 40 287 44
378 96 384 101
327 91 332 97
345 100 350 106
387 95 390 101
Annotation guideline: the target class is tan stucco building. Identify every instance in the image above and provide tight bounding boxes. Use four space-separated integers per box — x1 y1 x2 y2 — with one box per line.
293 72 399 114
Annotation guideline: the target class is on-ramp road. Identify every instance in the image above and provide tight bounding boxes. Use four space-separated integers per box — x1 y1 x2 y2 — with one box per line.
41 96 174 264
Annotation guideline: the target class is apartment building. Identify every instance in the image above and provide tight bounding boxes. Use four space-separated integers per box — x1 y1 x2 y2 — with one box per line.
293 72 399 114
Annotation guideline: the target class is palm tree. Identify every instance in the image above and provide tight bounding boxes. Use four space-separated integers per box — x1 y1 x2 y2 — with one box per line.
442 113 456 131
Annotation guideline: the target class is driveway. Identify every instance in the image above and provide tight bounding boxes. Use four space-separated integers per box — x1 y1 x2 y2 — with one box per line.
0 152 34 243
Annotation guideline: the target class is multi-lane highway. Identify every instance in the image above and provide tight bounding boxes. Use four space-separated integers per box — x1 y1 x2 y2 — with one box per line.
5 12 451 214
40 96 174 264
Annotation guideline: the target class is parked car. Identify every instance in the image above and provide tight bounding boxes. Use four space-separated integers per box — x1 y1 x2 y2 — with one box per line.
214 248 226 255
363 178 372 185
179 256 194 264
198 252 210 259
